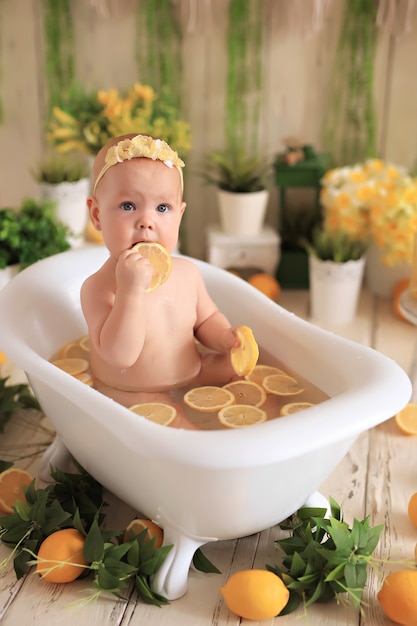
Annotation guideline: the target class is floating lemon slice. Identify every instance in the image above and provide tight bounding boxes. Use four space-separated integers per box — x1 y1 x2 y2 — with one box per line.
245 364 286 386
129 402 177 426
280 401 316 416
75 372 94 386
223 380 266 407
183 386 235 412
132 242 172 292
230 326 259 377
218 404 267 428
123 519 164 547
262 373 304 396
0 467 33 514
52 358 89 377
394 402 417 435
78 335 91 352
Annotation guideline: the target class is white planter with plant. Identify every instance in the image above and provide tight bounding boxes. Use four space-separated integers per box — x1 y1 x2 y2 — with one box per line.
302 229 367 326
34 154 90 242
0 199 70 289
201 149 270 236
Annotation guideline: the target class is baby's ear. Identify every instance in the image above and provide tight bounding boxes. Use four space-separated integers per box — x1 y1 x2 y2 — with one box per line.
87 196 101 230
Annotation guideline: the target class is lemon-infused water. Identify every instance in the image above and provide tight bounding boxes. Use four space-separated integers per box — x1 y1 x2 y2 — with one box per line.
50 338 329 431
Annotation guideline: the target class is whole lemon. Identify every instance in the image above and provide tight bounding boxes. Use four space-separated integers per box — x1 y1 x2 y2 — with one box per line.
408 492 417 528
378 570 417 625
220 569 289 620
248 273 280 301
36 528 88 583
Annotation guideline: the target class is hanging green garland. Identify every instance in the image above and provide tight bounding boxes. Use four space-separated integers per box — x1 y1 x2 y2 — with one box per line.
41 0 75 113
226 0 263 156
135 0 182 112
323 0 378 165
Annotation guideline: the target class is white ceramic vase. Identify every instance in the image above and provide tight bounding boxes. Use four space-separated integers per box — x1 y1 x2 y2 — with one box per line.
40 178 90 243
217 189 269 236
309 255 366 325
365 242 411 299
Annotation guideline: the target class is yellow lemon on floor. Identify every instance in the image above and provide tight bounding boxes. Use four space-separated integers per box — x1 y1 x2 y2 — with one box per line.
221 569 289 620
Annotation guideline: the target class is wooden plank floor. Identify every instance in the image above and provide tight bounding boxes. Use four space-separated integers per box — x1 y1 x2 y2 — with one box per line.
0 287 416 625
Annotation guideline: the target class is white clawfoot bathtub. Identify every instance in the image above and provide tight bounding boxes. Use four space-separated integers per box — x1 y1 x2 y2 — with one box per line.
0 247 411 600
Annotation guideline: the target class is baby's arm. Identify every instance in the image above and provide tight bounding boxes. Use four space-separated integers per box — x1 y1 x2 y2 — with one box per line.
81 250 153 367
193 266 240 353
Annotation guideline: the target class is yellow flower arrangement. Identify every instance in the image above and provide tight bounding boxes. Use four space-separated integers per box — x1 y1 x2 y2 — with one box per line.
320 159 417 266
47 83 191 158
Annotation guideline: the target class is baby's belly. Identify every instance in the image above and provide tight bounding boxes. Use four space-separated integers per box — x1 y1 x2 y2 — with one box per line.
90 347 202 394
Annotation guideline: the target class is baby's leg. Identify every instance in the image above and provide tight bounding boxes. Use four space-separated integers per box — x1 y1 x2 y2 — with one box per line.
194 352 238 387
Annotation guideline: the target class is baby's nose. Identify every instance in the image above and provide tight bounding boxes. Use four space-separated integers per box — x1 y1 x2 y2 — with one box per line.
136 210 154 229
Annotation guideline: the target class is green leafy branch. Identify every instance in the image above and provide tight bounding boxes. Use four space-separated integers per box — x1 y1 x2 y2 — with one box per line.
0 377 41 433
0 461 219 607
267 497 383 615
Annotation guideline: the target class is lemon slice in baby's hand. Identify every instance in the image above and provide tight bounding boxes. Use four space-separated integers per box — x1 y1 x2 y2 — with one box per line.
230 326 259 377
132 242 172 292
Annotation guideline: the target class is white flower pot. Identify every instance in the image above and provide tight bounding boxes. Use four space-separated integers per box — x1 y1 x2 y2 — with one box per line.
365 242 411 298
40 178 90 243
217 189 269 236
309 255 366 325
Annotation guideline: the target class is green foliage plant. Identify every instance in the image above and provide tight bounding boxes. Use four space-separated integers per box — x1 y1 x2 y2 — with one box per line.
0 377 41 432
323 0 378 165
0 462 217 606
0 199 70 269
41 0 75 112
301 227 367 263
267 497 384 616
33 153 90 184
200 149 269 193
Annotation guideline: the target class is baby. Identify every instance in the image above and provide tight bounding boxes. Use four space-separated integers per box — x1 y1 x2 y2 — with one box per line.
81 133 241 410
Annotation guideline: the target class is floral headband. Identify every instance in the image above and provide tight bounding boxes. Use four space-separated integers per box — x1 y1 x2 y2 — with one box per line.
93 134 185 193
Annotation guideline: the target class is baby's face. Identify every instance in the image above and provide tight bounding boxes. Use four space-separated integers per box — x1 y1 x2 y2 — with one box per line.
90 157 186 258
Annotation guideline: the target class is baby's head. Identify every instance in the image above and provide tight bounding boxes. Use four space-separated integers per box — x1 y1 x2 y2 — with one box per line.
92 133 185 194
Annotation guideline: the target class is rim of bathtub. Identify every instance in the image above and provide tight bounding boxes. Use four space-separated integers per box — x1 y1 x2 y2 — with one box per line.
0 246 411 469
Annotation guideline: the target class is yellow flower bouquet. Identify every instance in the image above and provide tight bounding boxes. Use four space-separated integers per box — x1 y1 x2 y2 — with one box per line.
320 159 417 266
47 83 191 157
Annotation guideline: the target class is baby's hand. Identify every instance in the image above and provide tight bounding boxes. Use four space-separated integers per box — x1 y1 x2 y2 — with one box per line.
218 327 241 353
116 248 153 292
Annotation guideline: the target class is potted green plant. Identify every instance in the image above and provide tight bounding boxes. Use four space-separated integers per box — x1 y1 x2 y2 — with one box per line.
33 153 91 240
0 199 70 289
301 228 367 325
200 149 271 236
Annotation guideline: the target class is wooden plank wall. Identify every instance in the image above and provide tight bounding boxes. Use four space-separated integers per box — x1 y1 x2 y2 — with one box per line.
1 0 417 259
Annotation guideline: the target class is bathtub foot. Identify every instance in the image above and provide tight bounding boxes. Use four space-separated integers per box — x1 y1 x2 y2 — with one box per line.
38 435 75 483
302 491 330 517
151 530 212 600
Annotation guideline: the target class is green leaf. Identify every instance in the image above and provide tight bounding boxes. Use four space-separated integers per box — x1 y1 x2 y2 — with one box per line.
127 540 140 568
84 519 104 563
135 574 169 607
192 548 221 574
96 564 123 592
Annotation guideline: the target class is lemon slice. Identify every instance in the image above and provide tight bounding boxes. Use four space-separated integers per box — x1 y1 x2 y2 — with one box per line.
0 467 33 514
183 386 235 412
245 364 286 385
262 373 304 396
123 519 164 547
78 335 91 352
223 380 266 407
280 401 315 416
75 372 94 386
230 326 259 377
132 242 172 292
218 404 267 428
52 358 89 376
129 402 177 426
394 402 417 435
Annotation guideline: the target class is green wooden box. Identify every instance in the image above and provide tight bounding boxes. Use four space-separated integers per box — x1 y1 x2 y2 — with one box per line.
274 153 329 188
276 248 310 289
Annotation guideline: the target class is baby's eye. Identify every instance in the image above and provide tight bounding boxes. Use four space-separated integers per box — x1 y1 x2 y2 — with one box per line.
120 201 135 212
156 204 170 213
